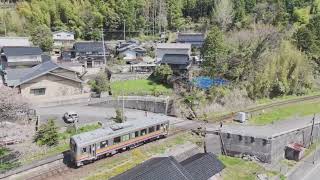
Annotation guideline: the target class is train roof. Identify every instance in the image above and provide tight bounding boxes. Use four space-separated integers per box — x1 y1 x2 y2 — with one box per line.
71 118 169 147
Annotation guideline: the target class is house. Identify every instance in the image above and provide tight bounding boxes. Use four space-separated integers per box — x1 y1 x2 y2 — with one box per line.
72 41 109 68
111 153 225 180
53 31 75 47
117 43 146 62
156 43 192 71
176 33 205 48
0 46 43 70
2 60 83 100
0 37 32 48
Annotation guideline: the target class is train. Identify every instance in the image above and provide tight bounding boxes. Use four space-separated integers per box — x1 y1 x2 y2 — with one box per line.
70 118 170 167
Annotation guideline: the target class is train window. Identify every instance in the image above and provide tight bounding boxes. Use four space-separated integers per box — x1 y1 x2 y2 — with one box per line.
141 129 147 136
100 140 108 148
122 134 130 141
131 132 135 138
135 131 139 137
149 126 155 133
82 147 87 153
114 137 121 144
156 125 160 131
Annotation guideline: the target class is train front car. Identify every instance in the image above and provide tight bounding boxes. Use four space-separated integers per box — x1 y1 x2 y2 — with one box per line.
69 137 80 166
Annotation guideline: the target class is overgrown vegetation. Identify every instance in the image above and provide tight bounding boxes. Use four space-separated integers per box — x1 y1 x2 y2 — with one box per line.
110 79 172 96
0 148 20 173
33 119 59 146
88 70 110 94
113 108 126 123
250 101 320 125
152 64 173 84
219 155 279 180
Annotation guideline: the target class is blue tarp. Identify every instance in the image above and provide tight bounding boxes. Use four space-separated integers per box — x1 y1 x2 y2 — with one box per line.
192 76 228 89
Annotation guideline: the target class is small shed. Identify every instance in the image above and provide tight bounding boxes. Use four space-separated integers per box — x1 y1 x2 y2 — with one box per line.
285 143 306 161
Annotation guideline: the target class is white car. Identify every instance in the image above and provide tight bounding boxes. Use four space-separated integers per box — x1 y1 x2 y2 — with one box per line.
63 112 79 123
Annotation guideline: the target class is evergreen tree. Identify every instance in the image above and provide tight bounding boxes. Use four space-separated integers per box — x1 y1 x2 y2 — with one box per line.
30 25 53 52
34 119 59 147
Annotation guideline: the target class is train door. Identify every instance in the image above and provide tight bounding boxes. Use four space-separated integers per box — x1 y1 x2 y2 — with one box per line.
89 144 96 158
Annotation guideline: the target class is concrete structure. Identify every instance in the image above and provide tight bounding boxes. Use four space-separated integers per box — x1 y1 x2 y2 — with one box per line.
156 43 191 63
0 47 43 70
206 116 320 163
0 37 31 48
52 31 75 47
2 60 83 100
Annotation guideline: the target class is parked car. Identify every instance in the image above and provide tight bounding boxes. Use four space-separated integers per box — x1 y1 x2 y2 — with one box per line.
63 112 79 123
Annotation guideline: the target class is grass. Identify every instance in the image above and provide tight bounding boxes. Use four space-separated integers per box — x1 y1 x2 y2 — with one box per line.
20 123 101 165
250 101 320 125
86 132 202 180
110 79 172 96
219 155 278 180
0 148 19 173
257 91 320 105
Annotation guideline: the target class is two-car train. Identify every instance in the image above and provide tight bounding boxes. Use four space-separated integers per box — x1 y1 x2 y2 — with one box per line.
70 118 169 167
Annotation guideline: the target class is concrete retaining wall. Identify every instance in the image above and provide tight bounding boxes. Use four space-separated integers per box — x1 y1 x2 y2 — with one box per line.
208 121 320 163
110 73 151 82
89 96 171 114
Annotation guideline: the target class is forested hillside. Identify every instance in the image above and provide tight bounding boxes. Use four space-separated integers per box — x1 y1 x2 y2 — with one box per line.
1 0 320 100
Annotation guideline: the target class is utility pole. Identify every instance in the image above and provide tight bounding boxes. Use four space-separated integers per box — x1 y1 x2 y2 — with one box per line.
101 29 106 65
123 19 126 41
310 114 316 147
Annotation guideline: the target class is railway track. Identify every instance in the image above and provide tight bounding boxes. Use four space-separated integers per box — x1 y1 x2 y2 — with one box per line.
3 94 320 179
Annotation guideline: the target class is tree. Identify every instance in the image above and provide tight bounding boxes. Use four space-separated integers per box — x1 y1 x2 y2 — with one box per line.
212 0 233 31
113 108 125 123
0 86 29 124
201 26 229 77
34 119 59 146
30 25 53 52
153 64 173 84
89 70 110 94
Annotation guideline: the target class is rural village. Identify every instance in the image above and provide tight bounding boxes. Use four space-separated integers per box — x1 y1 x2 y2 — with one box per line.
1 0 320 180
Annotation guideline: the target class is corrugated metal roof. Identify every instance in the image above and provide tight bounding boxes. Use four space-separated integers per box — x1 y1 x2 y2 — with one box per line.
73 41 105 52
156 43 191 50
177 33 205 42
0 37 31 47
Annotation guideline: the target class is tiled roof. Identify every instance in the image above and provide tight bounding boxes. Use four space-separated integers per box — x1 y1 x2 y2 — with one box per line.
73 41 105 52
110 157 194 180
161 54 190 65
111 153 225 180
5 60 81 87
180 153 225 180
156 43 191 50
2 46 42 56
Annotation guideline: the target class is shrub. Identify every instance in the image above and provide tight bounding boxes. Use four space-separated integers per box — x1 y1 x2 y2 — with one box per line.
34 119 59 146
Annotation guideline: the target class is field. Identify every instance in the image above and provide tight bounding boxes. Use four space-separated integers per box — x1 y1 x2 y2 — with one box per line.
250 101 320 125
110 79 172 96
219 156 279 180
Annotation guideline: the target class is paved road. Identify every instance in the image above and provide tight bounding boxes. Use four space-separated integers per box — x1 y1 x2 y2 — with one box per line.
36 104 190 128
300 149 320 180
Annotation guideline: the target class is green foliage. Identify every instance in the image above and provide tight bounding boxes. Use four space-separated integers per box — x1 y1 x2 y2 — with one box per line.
293 6 310 25
153 64 173 84
201 26 229 77
89 71 110 94
114 108 125 123
34 119 59 147
30 25 53 52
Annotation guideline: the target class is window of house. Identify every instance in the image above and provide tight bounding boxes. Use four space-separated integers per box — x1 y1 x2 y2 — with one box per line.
57 34 61 37
114 137 121 144
156 125 160 131
95 61 102 66
30 88 46 96
149 126 155 133
100 140 108 148
122 134 130 142
135 131 139 137
141 129 147 136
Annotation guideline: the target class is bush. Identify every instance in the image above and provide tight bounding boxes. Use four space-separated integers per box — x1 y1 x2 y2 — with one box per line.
89 70 110 94
34 119 59 146
114 108 126 123
153 64 173 84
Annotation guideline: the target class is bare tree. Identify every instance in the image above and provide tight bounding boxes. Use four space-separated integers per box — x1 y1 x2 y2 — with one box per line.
212 0 234 31
0 86 29 123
